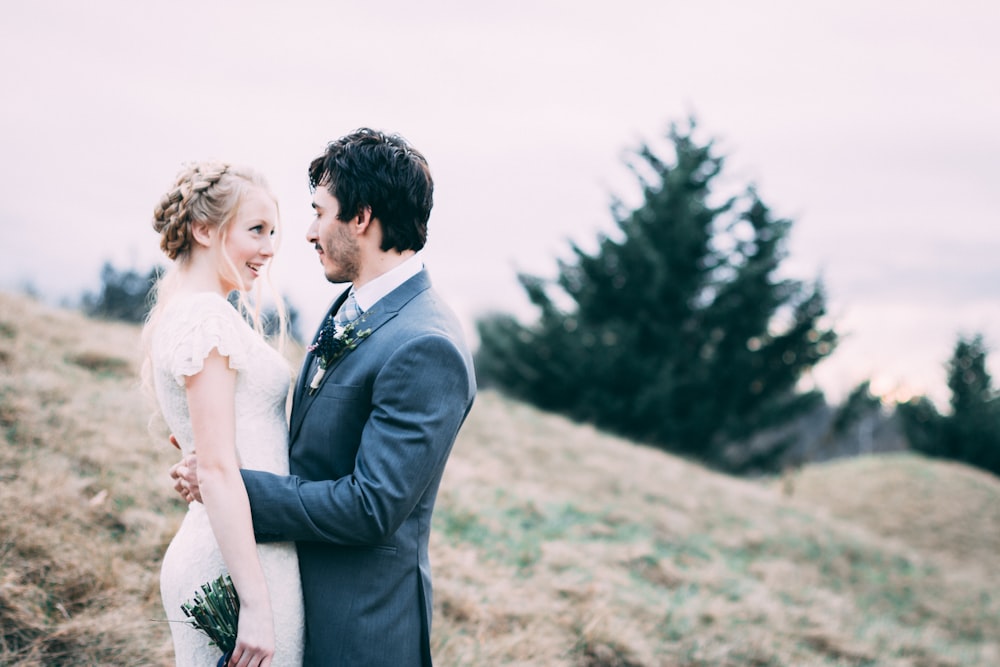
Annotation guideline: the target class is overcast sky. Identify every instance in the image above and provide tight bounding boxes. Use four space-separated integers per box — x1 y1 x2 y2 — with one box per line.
2 0 998 405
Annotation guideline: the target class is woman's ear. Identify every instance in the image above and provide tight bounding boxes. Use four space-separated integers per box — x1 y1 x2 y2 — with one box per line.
190 220 214 247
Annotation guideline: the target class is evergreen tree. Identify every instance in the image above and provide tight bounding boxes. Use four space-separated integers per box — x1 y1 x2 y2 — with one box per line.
830 381 883 439
899 334 1000 475
82 262 160 323
476 120 837 472
895 394 941 456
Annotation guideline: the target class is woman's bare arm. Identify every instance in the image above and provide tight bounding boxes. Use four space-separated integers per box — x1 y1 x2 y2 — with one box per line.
186 349 274 666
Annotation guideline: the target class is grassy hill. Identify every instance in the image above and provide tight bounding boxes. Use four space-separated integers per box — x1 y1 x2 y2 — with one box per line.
1 290 997 666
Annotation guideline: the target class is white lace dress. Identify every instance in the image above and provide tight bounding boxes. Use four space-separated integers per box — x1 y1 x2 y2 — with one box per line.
152 292 304 667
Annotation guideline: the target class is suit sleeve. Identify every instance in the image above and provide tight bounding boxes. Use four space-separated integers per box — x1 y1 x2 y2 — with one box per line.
242 332 474 545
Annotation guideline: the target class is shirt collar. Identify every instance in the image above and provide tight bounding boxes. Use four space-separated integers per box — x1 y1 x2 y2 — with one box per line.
352 253 424 313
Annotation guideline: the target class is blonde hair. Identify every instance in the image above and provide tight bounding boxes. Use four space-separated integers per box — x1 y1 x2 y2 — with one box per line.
152 161 262 261
141 161 289 423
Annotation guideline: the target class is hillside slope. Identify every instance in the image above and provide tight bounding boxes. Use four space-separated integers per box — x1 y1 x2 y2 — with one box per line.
1 291 997 666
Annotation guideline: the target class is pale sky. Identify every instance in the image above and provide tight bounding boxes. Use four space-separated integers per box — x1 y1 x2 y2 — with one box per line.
3 0 999 406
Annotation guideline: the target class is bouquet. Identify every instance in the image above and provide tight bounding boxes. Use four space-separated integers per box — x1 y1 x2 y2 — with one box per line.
181 574 240 666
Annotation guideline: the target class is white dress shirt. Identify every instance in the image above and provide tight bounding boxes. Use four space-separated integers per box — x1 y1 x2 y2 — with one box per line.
351 253 424 313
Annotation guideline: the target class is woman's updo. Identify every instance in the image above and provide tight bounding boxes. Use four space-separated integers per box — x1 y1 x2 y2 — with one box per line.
152 161 271 261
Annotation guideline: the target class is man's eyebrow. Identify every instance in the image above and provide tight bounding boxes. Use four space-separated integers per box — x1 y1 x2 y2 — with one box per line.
311 201 320 210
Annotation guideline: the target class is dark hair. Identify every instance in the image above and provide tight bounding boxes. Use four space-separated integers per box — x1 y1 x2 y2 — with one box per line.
308 128 433 252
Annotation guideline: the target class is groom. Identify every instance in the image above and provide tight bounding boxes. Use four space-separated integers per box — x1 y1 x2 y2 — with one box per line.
172 128 476 666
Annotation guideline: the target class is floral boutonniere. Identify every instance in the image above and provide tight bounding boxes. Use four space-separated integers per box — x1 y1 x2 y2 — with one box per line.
306 311 373 395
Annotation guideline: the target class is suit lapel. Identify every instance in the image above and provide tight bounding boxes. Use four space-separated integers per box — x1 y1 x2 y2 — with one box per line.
289 290 348 427
288 271 432 444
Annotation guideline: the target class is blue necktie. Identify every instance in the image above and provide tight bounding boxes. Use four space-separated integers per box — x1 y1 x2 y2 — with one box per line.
333 289 362 328
305 289 363 392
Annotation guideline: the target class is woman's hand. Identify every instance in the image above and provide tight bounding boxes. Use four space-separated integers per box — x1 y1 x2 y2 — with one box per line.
227 599 275 667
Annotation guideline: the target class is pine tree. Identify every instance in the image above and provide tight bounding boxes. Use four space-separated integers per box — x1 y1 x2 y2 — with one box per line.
899 335 1000 475
82 262 160 323
475 120 837 472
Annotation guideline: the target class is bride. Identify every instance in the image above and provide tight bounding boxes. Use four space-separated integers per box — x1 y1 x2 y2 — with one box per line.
143 162 304 666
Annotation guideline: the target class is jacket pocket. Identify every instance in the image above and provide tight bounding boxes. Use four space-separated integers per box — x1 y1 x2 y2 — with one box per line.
315 383 364 401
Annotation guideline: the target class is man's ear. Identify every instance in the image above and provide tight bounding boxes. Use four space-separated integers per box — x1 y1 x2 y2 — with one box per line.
190 220 214 247
355 206 374 233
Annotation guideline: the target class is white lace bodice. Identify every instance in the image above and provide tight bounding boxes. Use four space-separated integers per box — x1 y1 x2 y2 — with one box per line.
151 292 291 473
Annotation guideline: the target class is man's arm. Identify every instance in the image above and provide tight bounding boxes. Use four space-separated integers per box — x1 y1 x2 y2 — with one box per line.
243 332 474 545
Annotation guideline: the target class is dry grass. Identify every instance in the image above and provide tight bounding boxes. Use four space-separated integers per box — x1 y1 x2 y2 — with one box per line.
1 290 997 666
0 291 180 665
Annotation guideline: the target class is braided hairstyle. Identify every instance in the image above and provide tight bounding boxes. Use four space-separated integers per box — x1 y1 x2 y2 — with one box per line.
152 161 271 261
147 160 286 336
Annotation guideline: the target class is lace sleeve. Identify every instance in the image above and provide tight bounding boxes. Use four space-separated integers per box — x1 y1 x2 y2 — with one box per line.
166 294 249 386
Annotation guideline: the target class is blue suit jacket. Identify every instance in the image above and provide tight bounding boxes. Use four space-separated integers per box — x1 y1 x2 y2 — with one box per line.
242 270 476 666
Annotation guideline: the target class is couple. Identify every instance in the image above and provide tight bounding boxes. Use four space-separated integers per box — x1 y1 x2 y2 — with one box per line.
144 128 476 666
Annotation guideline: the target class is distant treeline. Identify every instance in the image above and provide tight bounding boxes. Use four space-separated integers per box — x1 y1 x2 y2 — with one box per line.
80 261 302 342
